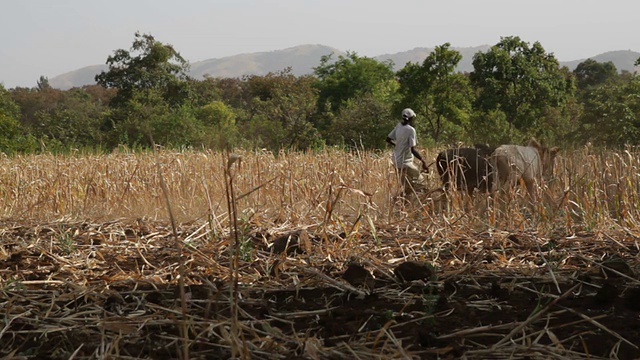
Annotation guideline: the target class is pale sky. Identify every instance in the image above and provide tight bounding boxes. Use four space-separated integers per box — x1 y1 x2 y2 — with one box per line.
1 0 638 89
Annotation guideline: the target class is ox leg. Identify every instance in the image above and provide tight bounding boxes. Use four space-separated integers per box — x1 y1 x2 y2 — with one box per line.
491 157 519 216
492 156 511 194
522 175 539 202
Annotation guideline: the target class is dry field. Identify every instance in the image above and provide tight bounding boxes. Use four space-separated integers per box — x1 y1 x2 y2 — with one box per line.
1 146 639 359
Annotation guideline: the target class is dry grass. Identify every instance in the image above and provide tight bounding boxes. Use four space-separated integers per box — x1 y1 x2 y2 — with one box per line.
2 146 638 233
1 148 397 225
0 146 639 359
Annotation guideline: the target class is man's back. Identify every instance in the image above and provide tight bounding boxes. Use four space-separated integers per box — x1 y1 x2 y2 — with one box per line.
389 122 416 167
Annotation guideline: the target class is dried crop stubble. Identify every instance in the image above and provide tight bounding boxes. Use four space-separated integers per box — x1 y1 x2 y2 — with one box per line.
0 146 639 358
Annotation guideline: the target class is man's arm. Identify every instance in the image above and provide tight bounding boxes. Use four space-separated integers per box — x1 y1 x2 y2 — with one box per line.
411 146 428 171
386 137 395 146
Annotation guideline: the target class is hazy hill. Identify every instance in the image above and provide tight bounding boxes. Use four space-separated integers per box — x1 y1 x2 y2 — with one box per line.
560 50 640 73
49 64 108 90
190 44 345 78
374 45 491 73
48 44 640 90
50 45 346 90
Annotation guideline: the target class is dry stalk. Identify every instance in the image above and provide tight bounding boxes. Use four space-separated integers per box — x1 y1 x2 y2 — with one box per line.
533 236 562 294
153 142 190 360
224 153 244 359
492 283 580 349
0 147 639 359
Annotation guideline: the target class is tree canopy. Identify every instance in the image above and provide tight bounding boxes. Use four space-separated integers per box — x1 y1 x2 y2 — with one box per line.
397 43 473 144
470 36 575 142
95 32 192 108
314 52 395 113
574 59 618 90
5 34 640 152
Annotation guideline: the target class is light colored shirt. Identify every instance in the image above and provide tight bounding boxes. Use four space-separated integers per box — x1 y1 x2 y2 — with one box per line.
388 122 416 168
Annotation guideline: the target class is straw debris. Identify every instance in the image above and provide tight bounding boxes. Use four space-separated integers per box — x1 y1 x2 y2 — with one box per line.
1 147 639 358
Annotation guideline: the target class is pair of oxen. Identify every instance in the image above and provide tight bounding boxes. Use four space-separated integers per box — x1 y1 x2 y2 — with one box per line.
435 138 560 198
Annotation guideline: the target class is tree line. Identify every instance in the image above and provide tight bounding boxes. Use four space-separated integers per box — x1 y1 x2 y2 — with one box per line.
1 32 640 155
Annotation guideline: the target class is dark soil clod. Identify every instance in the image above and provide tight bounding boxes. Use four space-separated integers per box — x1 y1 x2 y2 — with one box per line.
394 261 433 282
593 280 620 306
342 263 375 290
270 232 301 255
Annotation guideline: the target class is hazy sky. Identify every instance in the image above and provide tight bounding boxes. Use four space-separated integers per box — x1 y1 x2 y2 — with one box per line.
2 0 638 88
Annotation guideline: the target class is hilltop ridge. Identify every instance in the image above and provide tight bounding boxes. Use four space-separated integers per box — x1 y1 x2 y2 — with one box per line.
48 44 640 90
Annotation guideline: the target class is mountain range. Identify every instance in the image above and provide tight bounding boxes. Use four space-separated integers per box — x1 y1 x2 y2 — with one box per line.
49 44 640 90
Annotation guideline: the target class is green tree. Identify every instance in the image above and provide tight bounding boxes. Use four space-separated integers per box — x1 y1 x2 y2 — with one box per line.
467 109 518 145
103 88 202 148
81 84 117 105
397 43 473 144
10 86 65 128
243 69 321 150
0 84 36 153
573 59 618 91
197 100 239 150
96 32 192 108
150 104 203 147
470 36 575 142
11 85 114 150
324 60 400 148
579 73 640 146
313 52 395 137
200 77 247 109
95 32 195 147
328 90 397 149
30 88 108 149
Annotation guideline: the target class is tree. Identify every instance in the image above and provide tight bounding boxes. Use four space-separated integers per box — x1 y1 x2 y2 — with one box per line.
95 32 192 108
10 85 114 150
324 63 400 148
328 91 397 148
101 87 204 148
579 74 640 146
0 84 36 153
149 104 203 147
81 84 117 104
196 100 238 150
571 59 621 144
9 86 64 128
314 52 395 112
95 32 196 147
29 88 107 149
313 52 396 137
243 69 321 150
37 76 51 92
470 36 575 141
573 59 618 91
396 43 473 144
198 77 247 109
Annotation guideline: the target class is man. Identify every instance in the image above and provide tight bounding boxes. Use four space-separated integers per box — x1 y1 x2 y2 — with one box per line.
386 108 428 196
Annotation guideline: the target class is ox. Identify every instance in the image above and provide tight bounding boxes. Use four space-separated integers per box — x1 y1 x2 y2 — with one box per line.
436 144 495 195
492 138 559 198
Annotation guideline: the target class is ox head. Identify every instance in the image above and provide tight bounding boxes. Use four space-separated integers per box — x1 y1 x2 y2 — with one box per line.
528 138 560 180
473 143 496 157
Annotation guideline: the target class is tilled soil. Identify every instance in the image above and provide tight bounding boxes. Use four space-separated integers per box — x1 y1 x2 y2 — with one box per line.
1 219 639 359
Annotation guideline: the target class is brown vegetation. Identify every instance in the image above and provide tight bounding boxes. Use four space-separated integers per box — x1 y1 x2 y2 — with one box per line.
1 146 639 359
